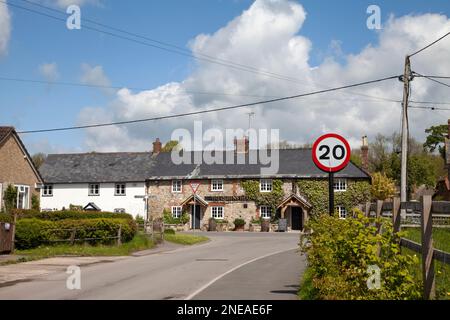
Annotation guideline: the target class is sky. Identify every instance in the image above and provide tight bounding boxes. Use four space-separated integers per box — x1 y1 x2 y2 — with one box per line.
0 0 449 154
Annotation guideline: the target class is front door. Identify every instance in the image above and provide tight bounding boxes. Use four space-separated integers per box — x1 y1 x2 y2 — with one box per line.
191 205 201 229
291 207 302 230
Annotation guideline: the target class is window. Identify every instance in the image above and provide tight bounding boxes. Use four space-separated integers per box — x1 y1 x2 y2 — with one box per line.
333 179 347 192
172 180 182 193
114 208 126 213
115 183 126 196
211 206 224 219
211 179 223 191
260 206 272 219
336 206 347 219
88 183 100 196
260 179 273 192
42 184 53 197
15 185 30 209
172 206 182 218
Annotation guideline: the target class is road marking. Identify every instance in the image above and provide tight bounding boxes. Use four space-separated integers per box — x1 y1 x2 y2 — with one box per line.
185 247 298 300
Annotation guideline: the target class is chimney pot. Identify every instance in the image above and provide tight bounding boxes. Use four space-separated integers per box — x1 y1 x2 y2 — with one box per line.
234 136 249 153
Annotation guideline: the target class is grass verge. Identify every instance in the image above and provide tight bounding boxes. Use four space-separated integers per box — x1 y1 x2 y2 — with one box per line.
164 233 209 245
402 227 450 300
298 267 318 300
13 233 155 260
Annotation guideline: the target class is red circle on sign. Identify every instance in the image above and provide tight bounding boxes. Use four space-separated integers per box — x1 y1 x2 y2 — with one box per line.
312 133 351 173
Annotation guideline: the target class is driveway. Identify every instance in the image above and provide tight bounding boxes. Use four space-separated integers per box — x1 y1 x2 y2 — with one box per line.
0 232 305 300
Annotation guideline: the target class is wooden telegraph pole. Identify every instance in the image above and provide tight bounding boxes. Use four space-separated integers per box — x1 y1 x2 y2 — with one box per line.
399 56 412 218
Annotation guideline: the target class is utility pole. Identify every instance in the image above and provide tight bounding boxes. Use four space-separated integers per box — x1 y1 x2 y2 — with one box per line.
400 55 413 218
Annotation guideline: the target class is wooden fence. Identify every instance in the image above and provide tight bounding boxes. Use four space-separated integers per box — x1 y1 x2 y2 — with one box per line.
363 196 450 299
0 222 14 253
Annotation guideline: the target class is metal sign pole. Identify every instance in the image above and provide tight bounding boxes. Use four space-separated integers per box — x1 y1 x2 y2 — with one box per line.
193 192 196 231
328 171 334 216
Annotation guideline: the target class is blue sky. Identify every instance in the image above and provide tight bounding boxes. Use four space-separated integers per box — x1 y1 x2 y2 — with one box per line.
0 0 449 153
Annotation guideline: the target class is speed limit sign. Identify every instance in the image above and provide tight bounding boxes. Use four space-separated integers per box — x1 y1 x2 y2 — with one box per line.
312 133 351 172
312 133 351 216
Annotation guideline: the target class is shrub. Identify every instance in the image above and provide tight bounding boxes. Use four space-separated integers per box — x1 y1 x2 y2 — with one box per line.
135 214 145 225
0 212 12 223
31 194 40 211
163 209 189 225
13 209 133 221
3 184 17 214
15 218 136 249
233 218 245 227
371 172 396 200
164 228 175 235
301 211 422 300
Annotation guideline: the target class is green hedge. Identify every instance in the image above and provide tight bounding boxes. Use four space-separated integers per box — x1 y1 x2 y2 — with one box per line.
12 209 133 221
0 213 12 223
15 218 137 249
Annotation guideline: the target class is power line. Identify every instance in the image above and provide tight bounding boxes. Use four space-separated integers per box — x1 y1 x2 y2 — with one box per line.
16 75 399 134
4 0 401 104
414 72 450 89
409 105 450 111
409 31 450 57
4 0 312 84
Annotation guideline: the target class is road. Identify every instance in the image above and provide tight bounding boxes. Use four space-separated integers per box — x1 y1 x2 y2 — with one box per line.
0 232 305 300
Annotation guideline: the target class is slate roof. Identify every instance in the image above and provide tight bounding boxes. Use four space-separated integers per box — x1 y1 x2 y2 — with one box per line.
40 149 370 183
39 152 158 183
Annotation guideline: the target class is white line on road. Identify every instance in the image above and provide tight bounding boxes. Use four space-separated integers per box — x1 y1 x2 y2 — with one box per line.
185 246 299 300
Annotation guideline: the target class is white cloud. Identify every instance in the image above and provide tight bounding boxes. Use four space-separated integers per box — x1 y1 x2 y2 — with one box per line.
0 1 11 56
80 63 112 93
77 0 450 152
38 62 59 82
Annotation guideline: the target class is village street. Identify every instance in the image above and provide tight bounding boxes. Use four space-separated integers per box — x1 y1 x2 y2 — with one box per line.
0 232 304 300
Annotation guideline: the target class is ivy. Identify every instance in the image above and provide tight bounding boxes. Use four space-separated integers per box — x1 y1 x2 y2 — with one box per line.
297 179 370 215
241 179 284 210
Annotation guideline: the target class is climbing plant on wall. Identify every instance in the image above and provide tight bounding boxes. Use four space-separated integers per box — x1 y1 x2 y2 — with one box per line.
241 179 284 210
297 179 370 215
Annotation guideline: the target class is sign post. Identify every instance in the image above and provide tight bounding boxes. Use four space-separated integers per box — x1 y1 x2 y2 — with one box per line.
189 182 200 230
312 133 351 216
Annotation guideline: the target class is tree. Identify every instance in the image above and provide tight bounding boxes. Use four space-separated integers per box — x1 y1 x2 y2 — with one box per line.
371 172 396 200
3 184 17 214
31 194 40 210
161 140 180 152
424 124 447 159
32 153 47 169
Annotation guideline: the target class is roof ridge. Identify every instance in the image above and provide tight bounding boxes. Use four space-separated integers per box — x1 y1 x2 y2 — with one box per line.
47 151 153 156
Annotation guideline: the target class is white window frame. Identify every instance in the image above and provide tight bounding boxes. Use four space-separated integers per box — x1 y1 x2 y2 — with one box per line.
42 184 53 197
115 183 126 196
260 206 272 220
333 179 347 192
15 185 30 209
171 206 182 218
260 179 273 192
211 179 224 192
172 180 182 193
211 206 224 220
336 206 347 219
88 183 100 196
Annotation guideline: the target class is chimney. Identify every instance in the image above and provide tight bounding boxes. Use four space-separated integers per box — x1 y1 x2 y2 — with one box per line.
361 135 369 172
152 138 162 154
234 136 249 153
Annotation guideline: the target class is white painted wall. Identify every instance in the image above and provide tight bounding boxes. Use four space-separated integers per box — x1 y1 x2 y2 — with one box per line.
40 182 146 218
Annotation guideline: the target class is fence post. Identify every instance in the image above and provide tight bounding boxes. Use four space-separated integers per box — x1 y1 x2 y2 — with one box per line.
117 225 122 246
364 202 371 217
392 197 401 233
421 195 435 300
10 210 17 253
376 200 383 233
69 229 76 246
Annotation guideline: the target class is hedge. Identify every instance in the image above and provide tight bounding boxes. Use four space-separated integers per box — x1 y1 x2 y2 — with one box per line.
11 209 133 221
15 218 137 249
0 213 12 223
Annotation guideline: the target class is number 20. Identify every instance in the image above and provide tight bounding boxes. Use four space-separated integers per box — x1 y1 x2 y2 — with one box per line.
319 145 345 160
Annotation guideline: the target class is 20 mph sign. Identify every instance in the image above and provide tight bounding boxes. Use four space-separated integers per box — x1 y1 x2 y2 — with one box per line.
312 133 351 173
